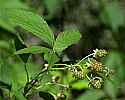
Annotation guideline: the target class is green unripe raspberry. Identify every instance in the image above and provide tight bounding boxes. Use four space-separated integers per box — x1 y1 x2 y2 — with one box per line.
69 66 88 79
88 77 104 89
94 49 107 58
72 71 84 79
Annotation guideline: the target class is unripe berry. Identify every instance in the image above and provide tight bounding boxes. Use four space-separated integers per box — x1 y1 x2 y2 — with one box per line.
88 77 103 89
93 49 107 58
90 59 103 72
72 71 84 79
69 66 87 79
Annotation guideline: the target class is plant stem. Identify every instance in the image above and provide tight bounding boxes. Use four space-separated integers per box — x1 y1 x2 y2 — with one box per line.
46 82 68 88
23 67 48 96
86 75 91 81
34 67 48 79
77 53 94 65
24 63 29 82
54 64 70 67
50 67 67 71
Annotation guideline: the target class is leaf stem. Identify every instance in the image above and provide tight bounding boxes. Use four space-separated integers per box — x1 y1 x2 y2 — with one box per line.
46 82 68 88
50 67 67 71
24 63 29 82
54 64 70 67
77 53 94 65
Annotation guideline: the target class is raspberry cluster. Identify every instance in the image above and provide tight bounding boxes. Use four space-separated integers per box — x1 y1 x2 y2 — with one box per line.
68 49 114 89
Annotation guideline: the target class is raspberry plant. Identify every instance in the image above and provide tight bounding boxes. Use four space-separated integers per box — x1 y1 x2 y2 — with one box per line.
0 9 114 100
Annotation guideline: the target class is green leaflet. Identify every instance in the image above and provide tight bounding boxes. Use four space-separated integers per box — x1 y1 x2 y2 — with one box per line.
0 40 10 50
44 51 60 65
0 9 55 46
71 80 88 90
77 90 104 100
14 91 26 100
53 29 81 52
0 0 28 9
0 0 29 32
15 46 50 54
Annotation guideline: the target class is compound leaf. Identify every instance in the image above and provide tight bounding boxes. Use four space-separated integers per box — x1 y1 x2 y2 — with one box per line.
0 9 55 46
53 29 81 52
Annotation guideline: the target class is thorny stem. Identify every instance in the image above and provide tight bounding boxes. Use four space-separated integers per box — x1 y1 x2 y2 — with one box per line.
77 53 94 65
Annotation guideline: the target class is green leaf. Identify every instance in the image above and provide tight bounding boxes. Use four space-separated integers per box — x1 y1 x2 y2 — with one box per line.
0 61 12 84
14 91 26 100
0 17 14 32
15 46 50 54
44 51 60 65
101 1 125 31
71 80 88 90
0 40 9 50
11 63 27 89
11 62 42 91
77 90 104 100
0 9 55 46
0 0 29 32
0 0 28 9
0 81 11 91
53 29 81 52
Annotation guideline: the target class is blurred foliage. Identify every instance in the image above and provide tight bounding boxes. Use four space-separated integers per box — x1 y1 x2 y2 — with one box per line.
0 0 125 100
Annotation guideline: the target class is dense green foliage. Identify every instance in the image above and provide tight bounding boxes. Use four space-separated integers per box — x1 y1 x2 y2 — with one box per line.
0 0 125 100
